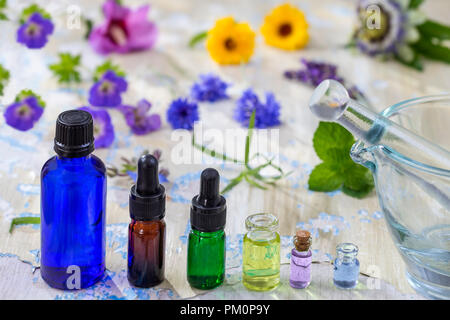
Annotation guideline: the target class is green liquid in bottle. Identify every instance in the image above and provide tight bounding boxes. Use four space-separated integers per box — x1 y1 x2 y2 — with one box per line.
187 229 225 290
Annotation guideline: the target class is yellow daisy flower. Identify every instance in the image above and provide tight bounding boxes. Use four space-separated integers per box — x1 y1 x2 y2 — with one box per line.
206 17 256 65
261 3 309 50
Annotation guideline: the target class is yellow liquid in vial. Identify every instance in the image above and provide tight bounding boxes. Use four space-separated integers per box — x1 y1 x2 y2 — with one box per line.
242 232 280 291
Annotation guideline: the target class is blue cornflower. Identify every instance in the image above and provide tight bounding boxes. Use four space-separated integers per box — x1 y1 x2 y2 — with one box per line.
166 98 199 130
88 70 128 107
17 12 54 49
234 89 281 128
4 96 44 131
190 73 229 102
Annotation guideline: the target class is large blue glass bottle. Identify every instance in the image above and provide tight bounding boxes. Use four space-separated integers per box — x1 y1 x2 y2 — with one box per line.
40 110 106 290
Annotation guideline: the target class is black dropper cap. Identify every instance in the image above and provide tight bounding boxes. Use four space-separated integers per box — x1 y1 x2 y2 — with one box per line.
191 168 226 232
54 110 95 158
129 154 166 221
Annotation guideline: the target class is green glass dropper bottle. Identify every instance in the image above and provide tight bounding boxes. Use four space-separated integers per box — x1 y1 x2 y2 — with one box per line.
187 168 226 290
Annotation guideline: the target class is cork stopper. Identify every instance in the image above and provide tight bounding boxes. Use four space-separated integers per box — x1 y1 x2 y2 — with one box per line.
294 229 311 251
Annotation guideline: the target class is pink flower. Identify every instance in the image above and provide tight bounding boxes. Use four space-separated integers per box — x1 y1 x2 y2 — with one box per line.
89 0 158 55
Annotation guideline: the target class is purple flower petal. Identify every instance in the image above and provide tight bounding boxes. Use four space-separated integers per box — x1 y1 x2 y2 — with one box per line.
78 106 115 148
88 71 128 107
4 96 44 131
119 99 161 135
89 0 157 55
17 12 54 49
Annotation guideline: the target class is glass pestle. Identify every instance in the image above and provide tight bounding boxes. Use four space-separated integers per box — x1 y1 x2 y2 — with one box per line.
309 80 450 170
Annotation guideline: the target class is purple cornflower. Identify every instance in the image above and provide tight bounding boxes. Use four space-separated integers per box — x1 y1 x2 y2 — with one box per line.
234 89 281 128
89 70 128 107
118 99 161 135
190 74 229 102
284 59 344 87
89 0 158 55
17 12 54 49
166 98 199 130
4 96 44 131
78 106 115 148
284 59 365 100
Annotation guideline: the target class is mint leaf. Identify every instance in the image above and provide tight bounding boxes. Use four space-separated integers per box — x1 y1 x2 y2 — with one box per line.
0 63 10 96
343 164 374 198
49 53 82 84
309 122 374 198
15 89 46 108
313 122 354 162
308 162 345 192
93 60 126 81
20 4 51 24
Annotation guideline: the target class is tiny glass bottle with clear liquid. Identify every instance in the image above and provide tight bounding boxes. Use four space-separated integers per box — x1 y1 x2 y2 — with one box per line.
242 213 280 291
333 243 359 289
290 230 312 289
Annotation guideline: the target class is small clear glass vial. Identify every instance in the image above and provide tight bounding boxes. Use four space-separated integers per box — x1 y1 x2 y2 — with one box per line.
290 230 312 289
333 243 359 289
242 213 280 291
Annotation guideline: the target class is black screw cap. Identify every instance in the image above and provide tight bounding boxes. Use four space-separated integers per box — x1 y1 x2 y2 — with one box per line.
54 110 95 158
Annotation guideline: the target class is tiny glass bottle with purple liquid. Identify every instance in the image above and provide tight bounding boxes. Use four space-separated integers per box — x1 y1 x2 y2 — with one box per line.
289 230 312 289
333 243 359 289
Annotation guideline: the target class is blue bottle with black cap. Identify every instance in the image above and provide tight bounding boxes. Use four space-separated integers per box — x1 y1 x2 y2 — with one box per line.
40 110 106 290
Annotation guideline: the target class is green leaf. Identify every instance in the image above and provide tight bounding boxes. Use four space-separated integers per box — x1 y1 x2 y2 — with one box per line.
221 173 245 194
313 122 354 162
0 11 7 20
411 38 450 64
83 18 93 40
192 133 242 164
9 217 40 233
245 110 256 165
0 63 10 96
417 20 450 40
188 31 208 48
93 60 126 81
343 164 374 196
308 162 345 192
15 89 46 108
395 51 424 71
20 4 51 24
49 53 82 84
245 175 268 190
0 0 6 9
409 0 424 9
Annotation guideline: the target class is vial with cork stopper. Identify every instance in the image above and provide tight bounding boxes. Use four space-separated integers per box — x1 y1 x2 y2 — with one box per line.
290 229 312 289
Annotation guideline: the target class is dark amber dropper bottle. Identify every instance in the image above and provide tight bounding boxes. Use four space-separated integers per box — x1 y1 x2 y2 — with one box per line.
127 154 166 288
